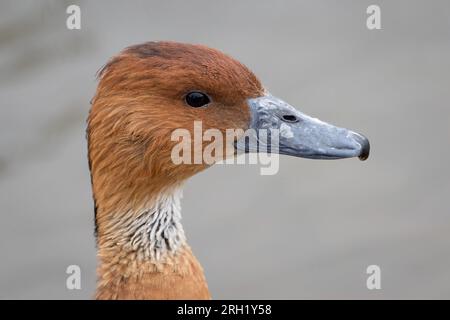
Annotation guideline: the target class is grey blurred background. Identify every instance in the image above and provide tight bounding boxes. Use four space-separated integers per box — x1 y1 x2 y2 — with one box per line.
0 0 449 299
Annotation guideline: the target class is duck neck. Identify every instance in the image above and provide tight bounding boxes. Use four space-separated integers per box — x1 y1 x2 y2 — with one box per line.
95 187 210 299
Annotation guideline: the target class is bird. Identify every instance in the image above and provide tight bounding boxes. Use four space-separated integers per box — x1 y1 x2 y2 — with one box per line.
87 41 370 299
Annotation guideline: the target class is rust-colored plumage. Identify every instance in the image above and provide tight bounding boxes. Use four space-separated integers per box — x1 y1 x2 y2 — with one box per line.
88 41 263 299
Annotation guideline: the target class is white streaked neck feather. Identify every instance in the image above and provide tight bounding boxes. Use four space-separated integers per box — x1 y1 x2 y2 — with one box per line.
106 188 186 261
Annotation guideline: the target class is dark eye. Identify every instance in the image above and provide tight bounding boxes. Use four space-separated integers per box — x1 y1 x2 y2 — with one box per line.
185 91 210 108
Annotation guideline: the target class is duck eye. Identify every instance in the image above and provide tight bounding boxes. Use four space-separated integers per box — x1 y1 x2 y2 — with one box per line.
185 91 210 108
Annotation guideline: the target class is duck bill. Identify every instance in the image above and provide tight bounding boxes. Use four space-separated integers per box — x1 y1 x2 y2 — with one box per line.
236 95 370 161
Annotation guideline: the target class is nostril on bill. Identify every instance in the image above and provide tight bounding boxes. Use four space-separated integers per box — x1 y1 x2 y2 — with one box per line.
281 114 299 123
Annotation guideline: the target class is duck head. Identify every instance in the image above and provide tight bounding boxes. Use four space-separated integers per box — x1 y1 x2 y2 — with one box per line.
89 42 369 201
89 41 370 213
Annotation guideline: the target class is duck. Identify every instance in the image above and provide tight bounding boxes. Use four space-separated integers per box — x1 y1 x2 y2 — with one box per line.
87 41 370 299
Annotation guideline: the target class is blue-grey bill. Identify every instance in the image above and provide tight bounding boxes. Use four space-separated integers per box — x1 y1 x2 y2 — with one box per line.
236 95 370 161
